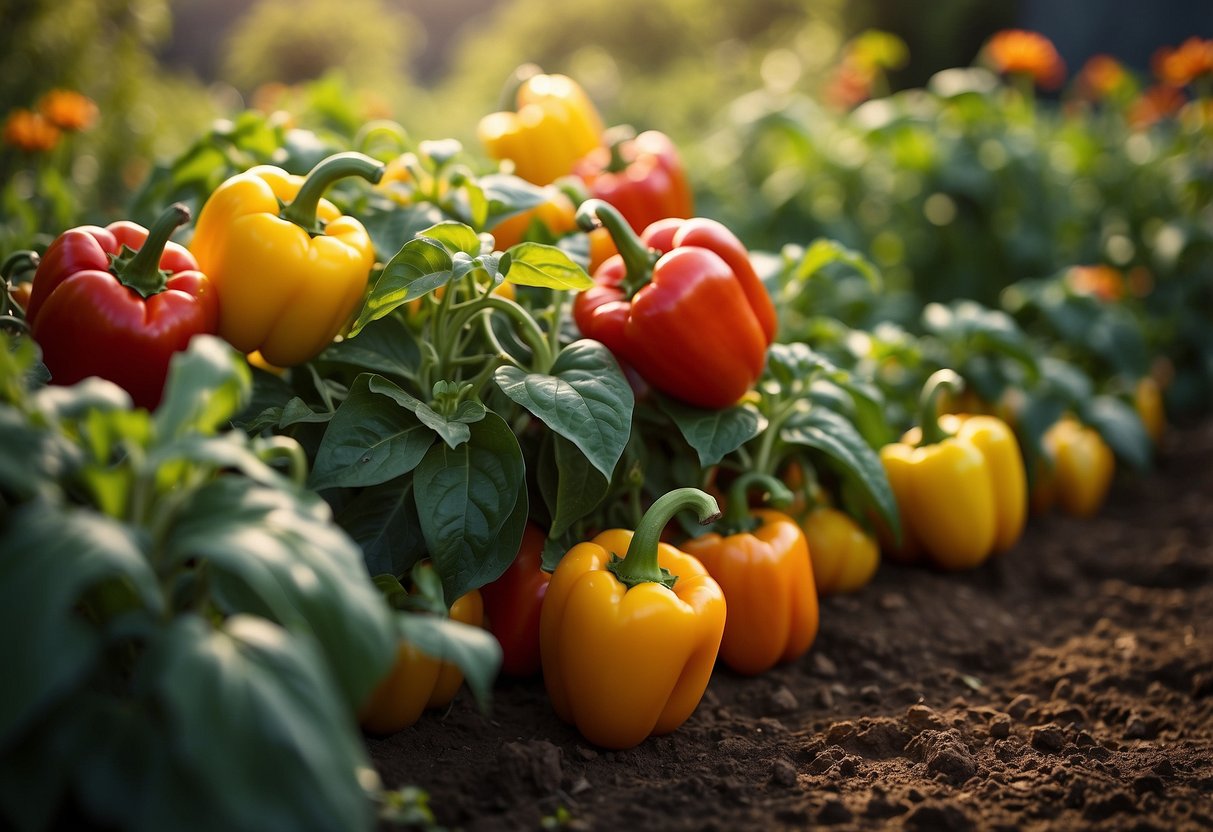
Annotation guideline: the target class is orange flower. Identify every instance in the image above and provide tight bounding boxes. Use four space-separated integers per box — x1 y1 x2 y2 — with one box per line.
2 109 60 152
36 89 98 132
983 29 1067 90
1129 84 1186 129
1077 54 1131 101
1066 265 1124 302
1152 37 1213 88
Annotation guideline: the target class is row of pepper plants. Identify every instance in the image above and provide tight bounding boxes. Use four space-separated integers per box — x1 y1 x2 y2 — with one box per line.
1 31 1210 831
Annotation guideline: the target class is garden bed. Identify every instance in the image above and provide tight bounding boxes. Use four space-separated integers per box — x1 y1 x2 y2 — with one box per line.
370 419 1213 831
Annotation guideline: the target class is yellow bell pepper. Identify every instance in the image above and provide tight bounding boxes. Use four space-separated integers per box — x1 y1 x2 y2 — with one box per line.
1134 376 1166 445
477 70 605 185
540 488 726 750
881 371 1025 570
801 506 881 595
190 152 384 367
358 589 484 735
1032 417 1115 518
682 474 818 676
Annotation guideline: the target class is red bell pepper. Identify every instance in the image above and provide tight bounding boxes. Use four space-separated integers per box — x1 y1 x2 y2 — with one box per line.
573 128 693 234
25 204 219 409
573 200 777 410
479 524 550 677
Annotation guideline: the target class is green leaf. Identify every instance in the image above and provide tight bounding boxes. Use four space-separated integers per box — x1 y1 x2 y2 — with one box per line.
395 612 502 711
538 433 609 538
350 237 454 336
418 221 482 256
369 374 479 449
0 505 162 750
154 335 251 439
309 376 435 490
766 342 835 391
1082 395 1152 471
658 397 767 467
337 480 426 579
278 397 333 428
781 406 900 537
494 339 633 480
414 411 527 601
143 615 380 832
165 478 397 710
478 174 548 228
362 202 445 262
794 238 883 290
319 312 420 380
502 242 593 290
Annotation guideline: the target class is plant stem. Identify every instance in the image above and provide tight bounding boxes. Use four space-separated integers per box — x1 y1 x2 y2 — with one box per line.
608 488 720 589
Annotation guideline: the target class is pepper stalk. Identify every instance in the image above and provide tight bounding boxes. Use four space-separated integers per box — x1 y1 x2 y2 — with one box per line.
607 487 720 590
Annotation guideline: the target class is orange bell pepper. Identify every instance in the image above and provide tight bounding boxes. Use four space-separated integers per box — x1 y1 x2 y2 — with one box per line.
682 474 818 675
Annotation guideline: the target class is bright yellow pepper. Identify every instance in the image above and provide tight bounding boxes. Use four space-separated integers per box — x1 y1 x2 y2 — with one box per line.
881 371 1025 570
358 589 484 735
801 506 881 595
190 152 384 367
1032 417 1115 518
1134 376 1166 445
477 70 605 186
682 474 818 676
540 488 726 750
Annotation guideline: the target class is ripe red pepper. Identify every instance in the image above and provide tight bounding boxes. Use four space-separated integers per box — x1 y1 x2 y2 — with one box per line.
25 204 219 409
479 524 550 677
573 200 777 410
573 128 693 233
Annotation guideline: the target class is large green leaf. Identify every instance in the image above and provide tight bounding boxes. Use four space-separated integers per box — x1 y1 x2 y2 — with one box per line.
350 237 454 336
1082 394 1152 472
369 375 484 449
494 339 633 481
154 335 251 439
417 220 482 256
164 478 396 710
337 479 426 578
502 242 593 290
0 505 162 750
780 406 900 536
143 615 379 832
478 173 548 228
319 312 420 380
414 411 527 601
658 397 767 467
308 376 435 491
537 433 609 538
395 613 502 711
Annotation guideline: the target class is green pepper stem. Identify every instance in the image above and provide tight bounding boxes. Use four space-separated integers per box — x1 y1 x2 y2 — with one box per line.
917 369 963 446
2 250 39 281
114 203 190 298
280 152 385 232
602 125 637 173
608 487 720 589
575 198 659 297
719 472 792 535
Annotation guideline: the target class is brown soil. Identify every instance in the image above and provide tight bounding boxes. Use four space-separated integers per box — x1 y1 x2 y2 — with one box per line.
369 421 1213 832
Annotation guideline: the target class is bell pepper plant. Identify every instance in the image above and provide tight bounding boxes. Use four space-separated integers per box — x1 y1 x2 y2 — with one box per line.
478 68 605 186
540 488 726 749
881 370 1027 569
682 473 818 675
479 523 550 677
189 152 385 367
573 199 777 409
23 203 218 409
573 128 693 233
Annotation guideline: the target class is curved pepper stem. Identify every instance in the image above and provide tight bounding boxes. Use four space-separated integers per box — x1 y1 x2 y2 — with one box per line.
114 203 190 298
602 125 637 173
280 152 386 233
2 250 39 282
608 487 721 590
575 198 659 297
917 369 964 446
718 471 793 536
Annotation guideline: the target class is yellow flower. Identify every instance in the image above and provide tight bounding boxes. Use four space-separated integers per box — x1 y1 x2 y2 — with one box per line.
2 109 60 152
982 29 1066 90
36 89 98 132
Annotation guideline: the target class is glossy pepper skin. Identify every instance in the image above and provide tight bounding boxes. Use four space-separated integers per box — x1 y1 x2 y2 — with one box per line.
573 129 693 233
801 507 881 595
573 200 777 410
681 474 818 676
480 524 550 677
880 371 1025 570
359 589 484 735
540 488 727 749
24 204 218 409
190 152 384 367
1031 417 1115 518
478 69 605 186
